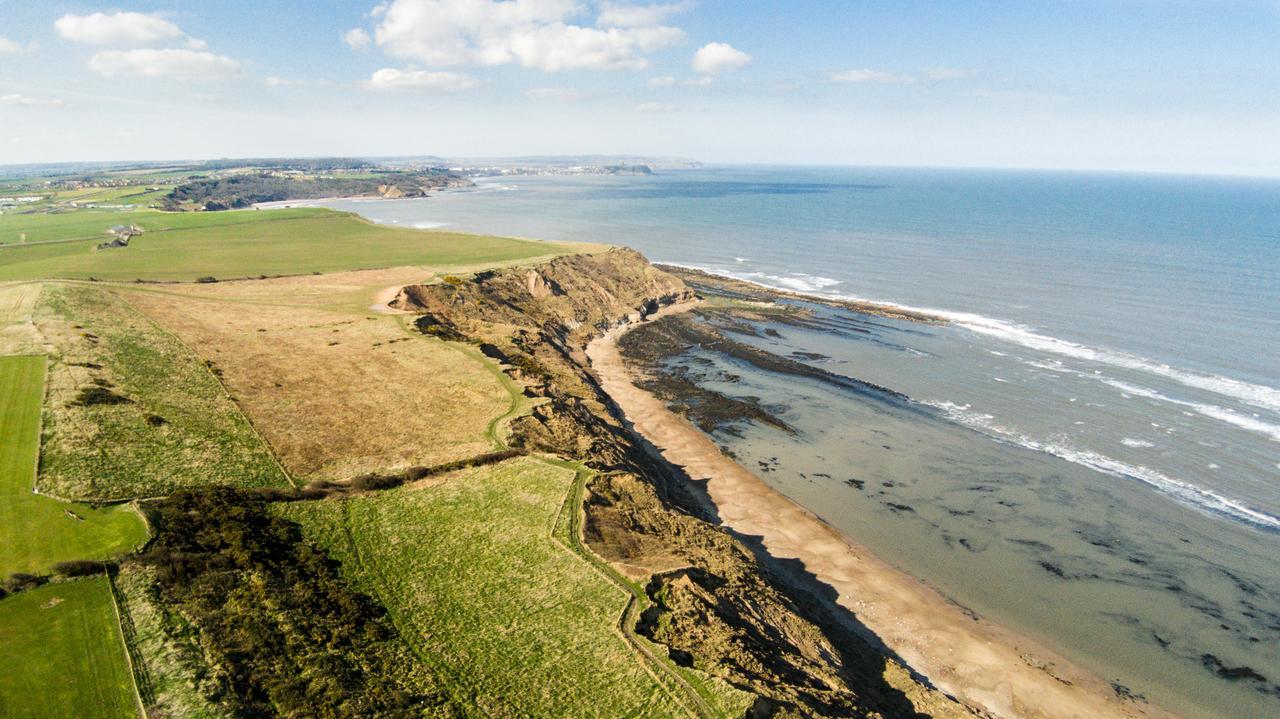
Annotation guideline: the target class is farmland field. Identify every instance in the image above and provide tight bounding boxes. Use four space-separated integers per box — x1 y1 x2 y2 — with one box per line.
0 354 147 575
0 578 139 719
125 270 513 480
36 284 289 497
280 457 716 718
0 207 582 281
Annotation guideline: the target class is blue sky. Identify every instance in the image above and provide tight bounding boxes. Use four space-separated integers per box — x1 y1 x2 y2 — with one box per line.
1 1 1277 175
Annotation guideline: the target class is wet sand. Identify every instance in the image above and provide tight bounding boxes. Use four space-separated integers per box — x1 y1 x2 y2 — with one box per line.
587 301 1177 719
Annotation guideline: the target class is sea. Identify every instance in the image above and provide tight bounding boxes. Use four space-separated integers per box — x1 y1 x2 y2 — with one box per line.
319 166 1280 719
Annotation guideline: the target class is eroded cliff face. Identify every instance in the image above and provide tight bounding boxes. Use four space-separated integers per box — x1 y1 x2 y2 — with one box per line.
391 247 692 344
392 248 972 719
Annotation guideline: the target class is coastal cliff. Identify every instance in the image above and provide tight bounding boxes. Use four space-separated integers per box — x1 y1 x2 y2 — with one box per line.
391 248 974 718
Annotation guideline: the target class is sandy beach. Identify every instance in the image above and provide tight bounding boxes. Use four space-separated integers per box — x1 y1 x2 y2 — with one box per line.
587 301 1178 719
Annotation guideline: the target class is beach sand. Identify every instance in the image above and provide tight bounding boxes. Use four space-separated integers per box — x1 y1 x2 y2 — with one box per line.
587 301 1178 719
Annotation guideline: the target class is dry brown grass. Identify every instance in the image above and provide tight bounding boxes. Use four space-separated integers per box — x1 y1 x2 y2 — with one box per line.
123 267 512 481
0 282 44 354
34 284 287 498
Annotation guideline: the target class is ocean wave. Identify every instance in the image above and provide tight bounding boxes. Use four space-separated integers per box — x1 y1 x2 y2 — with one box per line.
412 221 449 229
677 265 844 294
669 263 1280 416
1101 379 1280 443
1121 438 1155 448
928 401 1280 532
1021 359 1075 374
934 312 1280 416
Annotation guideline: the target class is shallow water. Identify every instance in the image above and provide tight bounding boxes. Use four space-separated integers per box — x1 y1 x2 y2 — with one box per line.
321 167 1280 718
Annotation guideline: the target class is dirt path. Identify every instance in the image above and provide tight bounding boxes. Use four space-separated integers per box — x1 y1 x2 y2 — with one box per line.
587 302 1177 719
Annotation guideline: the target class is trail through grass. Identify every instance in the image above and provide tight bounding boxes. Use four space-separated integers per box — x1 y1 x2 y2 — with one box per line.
0 355 147 575
0 578 138 719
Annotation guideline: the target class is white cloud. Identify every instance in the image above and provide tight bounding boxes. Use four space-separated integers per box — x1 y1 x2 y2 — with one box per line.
186 37 209 50
525 86 580 100
88 49 243 81
55 12 184 45
344 28 372 49
367 67 480 91
0 37 35 55
828 68 911 84
1 94 65 108
647 75 675 87
365 0 685 71
636 101 674 112
691 42 750 75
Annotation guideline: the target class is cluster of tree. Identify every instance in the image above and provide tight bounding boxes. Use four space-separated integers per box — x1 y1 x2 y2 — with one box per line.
164 169 470 210
137 488 427 718
198 157 375 172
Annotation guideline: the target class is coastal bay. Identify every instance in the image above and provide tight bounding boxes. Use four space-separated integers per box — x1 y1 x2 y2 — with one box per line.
588 302 1173 719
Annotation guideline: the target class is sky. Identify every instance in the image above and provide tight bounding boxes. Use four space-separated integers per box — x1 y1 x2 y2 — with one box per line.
1 0 1278 176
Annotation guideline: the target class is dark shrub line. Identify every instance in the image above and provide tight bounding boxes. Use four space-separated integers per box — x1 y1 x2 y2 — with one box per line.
247 448 525 502
0 561 116 599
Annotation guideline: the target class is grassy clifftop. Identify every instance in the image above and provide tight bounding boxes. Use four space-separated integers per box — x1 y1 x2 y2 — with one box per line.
0 207 582 282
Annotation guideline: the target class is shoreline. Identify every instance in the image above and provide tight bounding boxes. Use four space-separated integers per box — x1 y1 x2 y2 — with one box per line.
656 263 951 325
587 300 1177 719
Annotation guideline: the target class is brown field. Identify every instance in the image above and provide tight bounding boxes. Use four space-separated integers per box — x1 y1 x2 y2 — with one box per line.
123 267 515 480
34 283 287 497
0 283 43 354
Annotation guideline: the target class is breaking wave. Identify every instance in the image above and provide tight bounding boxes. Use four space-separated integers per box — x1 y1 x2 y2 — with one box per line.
672 264 1280 416
1101 379 1280 443
928 401 1280 533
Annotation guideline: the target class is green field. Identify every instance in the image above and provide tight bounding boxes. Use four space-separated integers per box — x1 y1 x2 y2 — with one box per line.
0 578 139 719
37 284 289 497
0 207 578 281
281 457 704 718
0 354 147 576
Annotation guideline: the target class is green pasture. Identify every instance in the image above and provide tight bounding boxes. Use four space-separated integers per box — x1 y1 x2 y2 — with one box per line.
0 578 138 719
0 207 577 281
281 457 697 718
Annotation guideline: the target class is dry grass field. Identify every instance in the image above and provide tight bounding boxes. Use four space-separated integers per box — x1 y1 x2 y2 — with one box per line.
124 268 514 480
35 284 288 498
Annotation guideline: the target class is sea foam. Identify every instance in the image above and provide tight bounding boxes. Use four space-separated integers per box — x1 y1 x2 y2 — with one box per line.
1101 379 1280 443
675 263 1280 416
929 401 1280 532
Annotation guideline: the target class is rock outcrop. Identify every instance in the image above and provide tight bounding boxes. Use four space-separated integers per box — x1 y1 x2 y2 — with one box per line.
391 247 973 718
